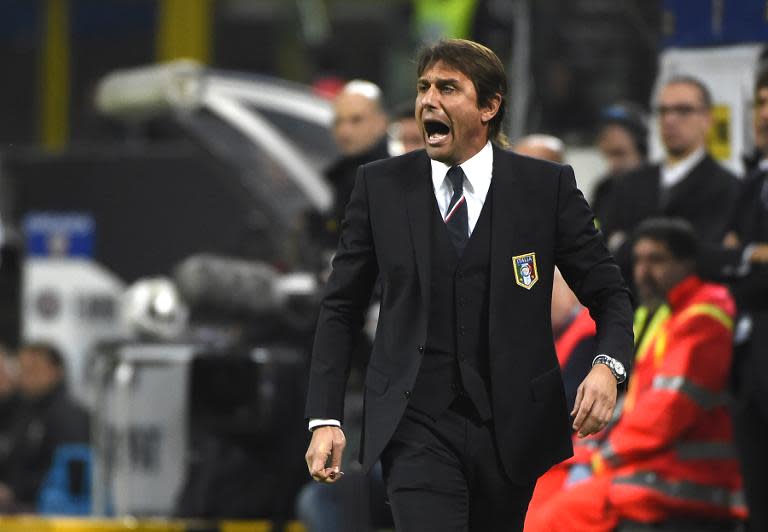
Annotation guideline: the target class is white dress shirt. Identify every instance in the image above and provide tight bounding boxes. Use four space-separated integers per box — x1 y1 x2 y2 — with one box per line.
431 141 494 234
309 142 496 431
660 147 705 190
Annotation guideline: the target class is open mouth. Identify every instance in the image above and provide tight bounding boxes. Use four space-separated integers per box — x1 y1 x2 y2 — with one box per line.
423 119 451 145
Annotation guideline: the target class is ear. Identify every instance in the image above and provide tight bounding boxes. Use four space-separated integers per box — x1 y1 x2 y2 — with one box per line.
480 93 502 124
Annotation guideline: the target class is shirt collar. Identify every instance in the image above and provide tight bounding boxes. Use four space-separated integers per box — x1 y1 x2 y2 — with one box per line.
661 147 706 189
431 141 494 196
758 158 768 172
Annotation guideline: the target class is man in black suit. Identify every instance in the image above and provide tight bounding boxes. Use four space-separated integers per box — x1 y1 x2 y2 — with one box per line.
602 77 739 282
700 69 768 532
304 39 633 532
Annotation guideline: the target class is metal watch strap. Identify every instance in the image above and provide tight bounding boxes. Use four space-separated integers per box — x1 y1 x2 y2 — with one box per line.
592 354 626 384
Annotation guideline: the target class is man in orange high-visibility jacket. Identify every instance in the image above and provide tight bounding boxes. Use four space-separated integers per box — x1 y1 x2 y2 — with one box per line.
526 218 746 532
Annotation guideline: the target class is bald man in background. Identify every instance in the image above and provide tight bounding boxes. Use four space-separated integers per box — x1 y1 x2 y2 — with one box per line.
512 134 565 164
322 80 391 248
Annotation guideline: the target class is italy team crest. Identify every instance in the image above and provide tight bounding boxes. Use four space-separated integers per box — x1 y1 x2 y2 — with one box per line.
512 252 538 289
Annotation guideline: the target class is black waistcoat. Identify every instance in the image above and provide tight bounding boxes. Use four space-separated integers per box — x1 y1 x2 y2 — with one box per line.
409 187 493 421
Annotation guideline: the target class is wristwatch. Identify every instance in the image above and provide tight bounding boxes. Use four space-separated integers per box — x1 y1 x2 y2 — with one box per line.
592 354 627 384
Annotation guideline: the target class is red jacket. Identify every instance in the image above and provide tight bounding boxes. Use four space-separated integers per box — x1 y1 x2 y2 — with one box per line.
590 275 745 521
554 307 595 368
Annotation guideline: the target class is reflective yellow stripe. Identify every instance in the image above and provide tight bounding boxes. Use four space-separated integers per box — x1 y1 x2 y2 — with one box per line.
591 452 606 475
678 303 733 331
41 0 70 151
633 306 648 346
635 305 670 363
652 303 731 368
653 328 668 368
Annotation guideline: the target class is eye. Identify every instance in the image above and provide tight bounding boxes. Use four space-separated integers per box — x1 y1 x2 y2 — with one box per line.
441 85 455 94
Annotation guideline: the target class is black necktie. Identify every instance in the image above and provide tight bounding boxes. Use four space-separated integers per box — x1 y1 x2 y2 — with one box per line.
444 166 469 254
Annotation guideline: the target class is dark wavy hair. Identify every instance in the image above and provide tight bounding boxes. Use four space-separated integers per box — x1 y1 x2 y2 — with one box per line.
633 217 698 261
416 39 508 146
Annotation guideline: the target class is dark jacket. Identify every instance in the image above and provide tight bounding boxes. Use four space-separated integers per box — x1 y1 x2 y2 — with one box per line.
602 154 740 288
2 383 89 507
604 154 740 244
699 166 768 416
305 146 633 483
321 136 390 248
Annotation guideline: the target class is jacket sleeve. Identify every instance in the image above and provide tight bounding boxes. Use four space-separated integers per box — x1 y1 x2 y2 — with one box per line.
304 166 379 422
593 309 733 472
554 165 634 371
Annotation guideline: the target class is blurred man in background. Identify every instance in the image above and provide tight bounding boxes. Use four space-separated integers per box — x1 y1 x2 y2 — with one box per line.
322 80 390 249
512 134 565 163
389 102 425 155
602 77 739 284
700 68 768 532
0 343 89 512
526 218 745 531
590 103 648 227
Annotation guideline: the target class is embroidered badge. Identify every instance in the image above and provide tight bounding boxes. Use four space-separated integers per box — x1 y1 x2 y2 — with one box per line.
512 252 538 289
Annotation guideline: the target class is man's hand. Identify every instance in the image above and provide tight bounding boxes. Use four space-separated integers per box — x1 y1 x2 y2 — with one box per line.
305 425 346 483
749 243 768 264
571 364 618 438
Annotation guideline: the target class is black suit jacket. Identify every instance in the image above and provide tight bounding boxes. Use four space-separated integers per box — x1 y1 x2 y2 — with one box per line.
305 145 633 483
603 154 739 244
698 168 768 416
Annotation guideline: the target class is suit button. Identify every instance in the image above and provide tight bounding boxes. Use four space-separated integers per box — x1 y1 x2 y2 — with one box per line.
458 353 466 361
457 271 464 279
403 391 411 399
417 345 424 353
458 297 466 306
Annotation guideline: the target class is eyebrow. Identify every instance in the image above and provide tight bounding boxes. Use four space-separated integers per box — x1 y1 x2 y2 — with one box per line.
417 77 461 86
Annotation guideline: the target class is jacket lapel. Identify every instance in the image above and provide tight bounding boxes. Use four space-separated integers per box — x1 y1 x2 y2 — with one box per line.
405 152 434 307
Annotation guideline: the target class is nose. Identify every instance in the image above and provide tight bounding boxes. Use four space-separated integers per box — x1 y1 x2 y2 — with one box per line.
420 85 439 109
659 112 676 127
